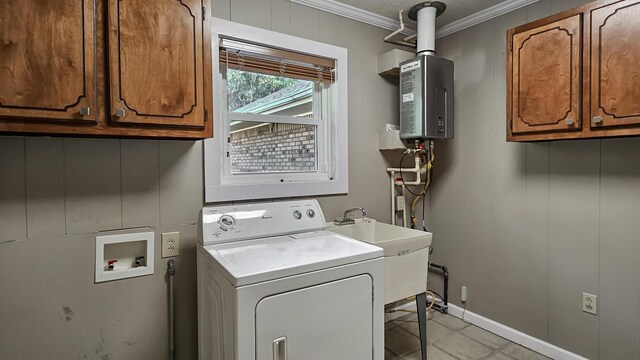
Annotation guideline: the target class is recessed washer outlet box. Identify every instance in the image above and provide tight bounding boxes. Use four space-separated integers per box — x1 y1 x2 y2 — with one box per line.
95 231 155 283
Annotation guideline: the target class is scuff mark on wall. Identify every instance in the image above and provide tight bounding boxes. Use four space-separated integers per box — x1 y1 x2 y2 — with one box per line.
62 306 75 321
95 328 107 358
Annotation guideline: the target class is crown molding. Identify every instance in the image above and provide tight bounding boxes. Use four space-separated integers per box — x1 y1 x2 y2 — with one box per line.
290 0 415 35
290 0 541 39
435 0 541 38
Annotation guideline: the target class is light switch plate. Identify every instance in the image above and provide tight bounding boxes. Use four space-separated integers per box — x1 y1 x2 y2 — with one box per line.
162 232 180 258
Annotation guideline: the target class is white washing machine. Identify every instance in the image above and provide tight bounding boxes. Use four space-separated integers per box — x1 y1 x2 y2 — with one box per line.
197 199 384 360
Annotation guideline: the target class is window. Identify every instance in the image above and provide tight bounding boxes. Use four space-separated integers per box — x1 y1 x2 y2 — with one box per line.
226 72 320 175
205 19 348 202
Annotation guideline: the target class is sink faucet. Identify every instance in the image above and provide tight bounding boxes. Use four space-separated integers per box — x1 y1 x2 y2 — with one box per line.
335 207 367 225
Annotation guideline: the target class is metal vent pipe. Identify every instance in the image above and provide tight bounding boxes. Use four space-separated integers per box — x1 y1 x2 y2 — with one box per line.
408 1 446 55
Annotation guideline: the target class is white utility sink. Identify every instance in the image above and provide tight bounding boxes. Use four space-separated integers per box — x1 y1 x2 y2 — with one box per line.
327 219 432 304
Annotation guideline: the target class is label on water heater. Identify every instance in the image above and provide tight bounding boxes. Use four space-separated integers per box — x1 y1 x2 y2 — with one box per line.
400 57 423 140
400 60 421 73
402 93 414 103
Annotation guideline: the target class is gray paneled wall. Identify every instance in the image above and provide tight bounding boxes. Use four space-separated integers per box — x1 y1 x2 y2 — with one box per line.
0 138 203 359
429 1 640 359
0 1 403 358
210 0 403 222
5 0 637 359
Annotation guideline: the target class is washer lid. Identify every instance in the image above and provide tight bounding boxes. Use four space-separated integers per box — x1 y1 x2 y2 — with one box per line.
202 231 383 287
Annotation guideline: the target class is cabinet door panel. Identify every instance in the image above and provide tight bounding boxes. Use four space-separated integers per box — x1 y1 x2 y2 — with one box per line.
0 0 96 122
510 15 582 134
591 0 640 128
107 0 205 128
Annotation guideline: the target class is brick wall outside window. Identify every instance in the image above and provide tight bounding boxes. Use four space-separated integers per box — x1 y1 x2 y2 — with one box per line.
230 123 316 173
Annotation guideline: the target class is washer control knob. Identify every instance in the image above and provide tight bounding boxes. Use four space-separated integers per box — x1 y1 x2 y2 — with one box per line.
218 214 236 231
306 209 315 218
293 210 302 220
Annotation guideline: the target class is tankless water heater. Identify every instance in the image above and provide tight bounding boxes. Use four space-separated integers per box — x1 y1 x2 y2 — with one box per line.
400 54 454 141
399 1 454 142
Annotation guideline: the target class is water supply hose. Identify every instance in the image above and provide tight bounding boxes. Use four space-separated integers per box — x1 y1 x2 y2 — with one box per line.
410 141 434 228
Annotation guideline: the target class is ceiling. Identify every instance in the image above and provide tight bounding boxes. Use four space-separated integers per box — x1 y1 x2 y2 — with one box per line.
333 0 507 28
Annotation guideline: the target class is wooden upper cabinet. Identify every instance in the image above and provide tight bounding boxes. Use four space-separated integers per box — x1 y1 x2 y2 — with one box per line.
509 15 582 135
0 0 96 122
508 0 640 141
107 0 205 129
0 0 211 138
590 0 640 128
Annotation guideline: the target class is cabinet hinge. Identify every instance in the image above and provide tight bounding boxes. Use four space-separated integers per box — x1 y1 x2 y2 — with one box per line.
202 6 206 18
204 108 208 122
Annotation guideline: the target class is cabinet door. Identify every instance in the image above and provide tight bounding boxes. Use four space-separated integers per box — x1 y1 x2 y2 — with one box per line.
107 0 205 128
0 0 96 122
255 275 373 360
590 0 640 128
509 15 582 134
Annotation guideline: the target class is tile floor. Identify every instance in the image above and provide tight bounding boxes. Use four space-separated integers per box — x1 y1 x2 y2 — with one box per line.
385 311 551 360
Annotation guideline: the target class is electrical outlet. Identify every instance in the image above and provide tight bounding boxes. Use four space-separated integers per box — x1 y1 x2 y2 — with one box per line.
461 286 468 302
162 232 180 258
583 292 597 315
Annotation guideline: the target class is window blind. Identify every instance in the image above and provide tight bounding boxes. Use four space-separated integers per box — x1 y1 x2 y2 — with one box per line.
219 38 336 84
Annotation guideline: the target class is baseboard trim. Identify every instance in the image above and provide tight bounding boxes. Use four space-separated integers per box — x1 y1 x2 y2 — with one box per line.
390 301 588 360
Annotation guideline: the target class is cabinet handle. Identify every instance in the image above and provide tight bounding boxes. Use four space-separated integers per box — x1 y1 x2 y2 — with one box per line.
565 119 575 126
592 116 603 125
272 337 287 360
80 107 90 116
115 109 126 118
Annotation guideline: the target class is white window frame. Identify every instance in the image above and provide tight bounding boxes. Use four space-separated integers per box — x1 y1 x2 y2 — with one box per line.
204 18 348 203
223 80 326 182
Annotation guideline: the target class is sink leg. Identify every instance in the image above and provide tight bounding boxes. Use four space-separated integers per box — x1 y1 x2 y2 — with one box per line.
416 292 428 360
